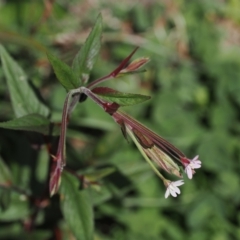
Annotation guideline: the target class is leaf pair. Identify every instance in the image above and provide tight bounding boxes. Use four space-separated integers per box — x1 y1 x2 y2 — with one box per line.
48 14 151 108
48 14 103 91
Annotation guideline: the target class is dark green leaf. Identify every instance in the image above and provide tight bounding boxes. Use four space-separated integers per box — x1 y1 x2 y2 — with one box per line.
20 231 52 240
0 224 52 240
60 172 94 240
0 114 60 135
0 45 49 118
0 188 11 211
92 87 151 106
0 156 12 185
47 52 78 90
0 192 30 221
72 14 103 85
0 223 22 239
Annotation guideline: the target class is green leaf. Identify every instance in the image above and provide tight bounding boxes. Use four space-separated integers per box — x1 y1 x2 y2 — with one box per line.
84 167 116 181
0 114 60 135
72 14 103 85
0 156 12 186
60 172 94 240
0 45 49 118
47 52 78 90
92 87 151 106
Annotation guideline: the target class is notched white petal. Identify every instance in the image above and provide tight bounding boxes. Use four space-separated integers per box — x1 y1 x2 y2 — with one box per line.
173 180 184 187
185 156 202 179
185 166 193 179
165 180 184 198
165 189 170 198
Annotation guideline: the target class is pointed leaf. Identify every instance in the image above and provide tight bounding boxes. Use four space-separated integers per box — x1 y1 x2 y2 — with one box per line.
47 52 78 90
0 45 49 118
92 87 151 106
0 114 60 136
60 172 94 240
72 14 103 85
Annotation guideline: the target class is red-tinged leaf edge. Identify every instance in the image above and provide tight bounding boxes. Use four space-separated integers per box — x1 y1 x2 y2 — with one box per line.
86 47 140 89
120 57 150 73
109 47 139 77
92 86 119 95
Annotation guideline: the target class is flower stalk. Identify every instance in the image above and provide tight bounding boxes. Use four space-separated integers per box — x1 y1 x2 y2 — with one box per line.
49 46 201 198
80 88 202 198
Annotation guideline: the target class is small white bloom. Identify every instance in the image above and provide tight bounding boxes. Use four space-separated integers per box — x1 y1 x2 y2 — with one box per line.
165 180 184 198
185 155 202 179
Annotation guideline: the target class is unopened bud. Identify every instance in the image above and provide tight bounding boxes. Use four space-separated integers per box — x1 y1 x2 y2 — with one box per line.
120 57 150 73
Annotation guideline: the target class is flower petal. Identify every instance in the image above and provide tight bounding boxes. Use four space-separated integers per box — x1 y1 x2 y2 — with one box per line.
192 155 199 161
185 166 193 179
165 188 170 198
169 188 177 197
173 180 184 187
174 187 181 195
192 164 201 169
165 180 184 198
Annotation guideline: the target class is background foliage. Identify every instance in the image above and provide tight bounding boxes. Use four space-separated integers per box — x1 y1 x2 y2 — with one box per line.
1 0 240 239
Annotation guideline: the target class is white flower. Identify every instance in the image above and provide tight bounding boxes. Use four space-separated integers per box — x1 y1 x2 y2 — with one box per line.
184 155 202 179
164 180 184 198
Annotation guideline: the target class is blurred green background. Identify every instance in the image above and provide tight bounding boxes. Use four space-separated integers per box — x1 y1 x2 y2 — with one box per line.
1 0 240 239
